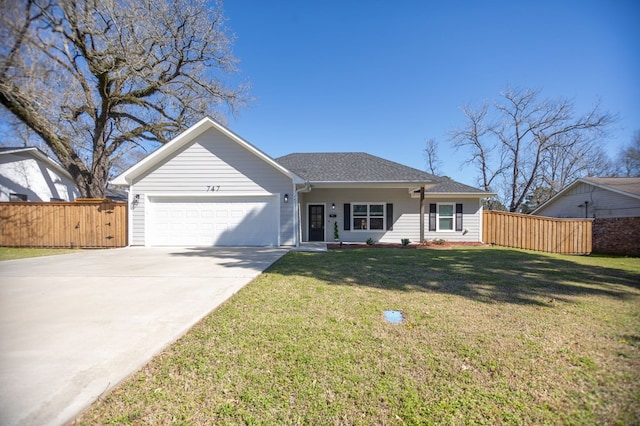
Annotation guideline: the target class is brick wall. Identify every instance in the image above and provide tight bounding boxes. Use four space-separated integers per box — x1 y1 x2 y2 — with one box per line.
592 217 640 256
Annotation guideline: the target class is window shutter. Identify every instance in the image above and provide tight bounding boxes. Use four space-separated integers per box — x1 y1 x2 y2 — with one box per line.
455 203 463 231
386 203 393 231
429 203 436 232
343 203 351 230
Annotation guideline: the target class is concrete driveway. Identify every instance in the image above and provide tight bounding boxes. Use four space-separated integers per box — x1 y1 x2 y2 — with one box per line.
0 247 287 426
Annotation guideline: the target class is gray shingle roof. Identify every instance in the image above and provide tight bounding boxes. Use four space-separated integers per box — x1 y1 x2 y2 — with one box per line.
275 152 491 194
425 179 489 194
275 152 441 183
582 177 640 198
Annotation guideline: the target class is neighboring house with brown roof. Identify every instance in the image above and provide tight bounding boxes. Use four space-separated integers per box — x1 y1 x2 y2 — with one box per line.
532 177 640 218
0 147 80 202
111 117 493 247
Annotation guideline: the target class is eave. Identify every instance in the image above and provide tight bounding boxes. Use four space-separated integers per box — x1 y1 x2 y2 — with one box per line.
411 192 497 199
308 181 440 189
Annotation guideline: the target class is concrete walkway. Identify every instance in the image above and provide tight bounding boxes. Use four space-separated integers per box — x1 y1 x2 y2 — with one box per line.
0 247 287 426
292 242 328 252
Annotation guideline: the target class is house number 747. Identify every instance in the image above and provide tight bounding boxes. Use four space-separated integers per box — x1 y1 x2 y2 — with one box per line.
206 185 221 192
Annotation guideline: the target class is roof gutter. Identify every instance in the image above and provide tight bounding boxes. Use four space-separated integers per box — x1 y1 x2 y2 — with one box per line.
308 181 439 189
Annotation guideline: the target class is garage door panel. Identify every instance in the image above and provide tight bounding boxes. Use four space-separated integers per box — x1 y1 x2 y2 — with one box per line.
148 197 278 247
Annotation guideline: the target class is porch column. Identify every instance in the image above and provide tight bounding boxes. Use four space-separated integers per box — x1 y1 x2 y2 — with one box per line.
419 186 425 243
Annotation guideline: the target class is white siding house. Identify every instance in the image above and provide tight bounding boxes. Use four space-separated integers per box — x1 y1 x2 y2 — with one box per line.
111 118 302 247
533 178 640 218
275 153 490 245
295 188 483 244
112 118 492 247
0 147 80 202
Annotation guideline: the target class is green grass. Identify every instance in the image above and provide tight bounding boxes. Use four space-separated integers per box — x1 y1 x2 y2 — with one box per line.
0 247 79 261
75 247 640 425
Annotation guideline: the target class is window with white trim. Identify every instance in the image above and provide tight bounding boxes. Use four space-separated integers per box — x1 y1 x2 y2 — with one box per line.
352 203 385 230
437 203 454 231
9 193 27 201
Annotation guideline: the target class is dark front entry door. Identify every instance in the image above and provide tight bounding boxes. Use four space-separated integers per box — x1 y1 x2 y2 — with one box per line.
308 204 325 241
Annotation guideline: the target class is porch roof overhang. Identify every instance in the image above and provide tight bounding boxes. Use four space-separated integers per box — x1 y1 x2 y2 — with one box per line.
301 181 439 190
410 191 496 198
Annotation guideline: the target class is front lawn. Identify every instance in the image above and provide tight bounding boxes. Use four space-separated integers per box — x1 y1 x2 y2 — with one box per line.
75 247 640 425
0 247 79 261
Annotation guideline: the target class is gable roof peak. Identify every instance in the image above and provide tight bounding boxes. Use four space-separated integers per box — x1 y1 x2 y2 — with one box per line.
532 176 640 214
110 117 303 185
0 146 72 179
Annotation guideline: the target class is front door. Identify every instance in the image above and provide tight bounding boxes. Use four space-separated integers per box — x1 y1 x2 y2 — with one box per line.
308 204 325 241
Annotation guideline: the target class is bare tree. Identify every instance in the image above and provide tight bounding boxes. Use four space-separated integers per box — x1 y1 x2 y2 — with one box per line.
0 0 247 197
519 186 554 214
541 135 615 191
452 88 614 212
423 138 442 175
617 131 640 177
451 103 509 210
0 108 46 150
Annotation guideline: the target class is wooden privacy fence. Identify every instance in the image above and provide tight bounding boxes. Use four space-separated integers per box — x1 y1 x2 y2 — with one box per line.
0 199 127 248
483 210 593 255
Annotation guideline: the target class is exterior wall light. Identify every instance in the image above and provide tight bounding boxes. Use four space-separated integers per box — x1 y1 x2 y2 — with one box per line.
332 203 336 210
284 194 289 203
132 194 141 209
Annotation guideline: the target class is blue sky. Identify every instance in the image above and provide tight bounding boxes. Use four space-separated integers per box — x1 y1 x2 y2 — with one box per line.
223 0 640 186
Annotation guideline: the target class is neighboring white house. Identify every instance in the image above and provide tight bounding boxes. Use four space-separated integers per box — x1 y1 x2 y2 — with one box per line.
111 117 493 247
532 177 640 218
0 147 80 202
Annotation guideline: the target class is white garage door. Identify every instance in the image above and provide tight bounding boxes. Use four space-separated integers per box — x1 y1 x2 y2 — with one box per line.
148 196 279 246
